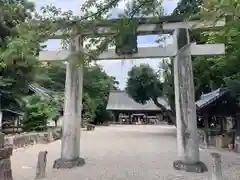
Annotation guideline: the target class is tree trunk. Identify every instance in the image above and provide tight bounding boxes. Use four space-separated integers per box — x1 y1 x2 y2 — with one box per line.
152 98 176 126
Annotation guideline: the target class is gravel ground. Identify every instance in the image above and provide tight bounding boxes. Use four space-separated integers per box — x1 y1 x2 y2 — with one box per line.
11 125 240 180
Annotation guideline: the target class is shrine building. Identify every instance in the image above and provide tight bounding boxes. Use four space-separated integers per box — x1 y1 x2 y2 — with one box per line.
106 90 170 124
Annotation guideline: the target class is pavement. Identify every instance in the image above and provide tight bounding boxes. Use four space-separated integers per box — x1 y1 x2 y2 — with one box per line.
11 125 240 180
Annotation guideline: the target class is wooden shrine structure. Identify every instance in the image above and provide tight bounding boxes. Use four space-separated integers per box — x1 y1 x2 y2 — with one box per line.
196 88 240 151
106 90 170 124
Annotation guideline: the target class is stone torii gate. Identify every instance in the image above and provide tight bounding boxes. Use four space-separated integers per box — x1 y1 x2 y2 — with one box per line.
39 16 225 172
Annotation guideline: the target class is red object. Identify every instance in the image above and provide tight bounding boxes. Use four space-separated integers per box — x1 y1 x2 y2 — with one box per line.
228 144 233 151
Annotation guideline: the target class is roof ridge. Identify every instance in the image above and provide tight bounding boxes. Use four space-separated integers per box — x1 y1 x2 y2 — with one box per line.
110 90 125 92
106 91 170 111
197 87 228 109
200 88 226 99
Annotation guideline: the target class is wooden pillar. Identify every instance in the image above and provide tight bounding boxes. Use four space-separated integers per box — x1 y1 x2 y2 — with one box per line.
235 114 240 153
112 111 116 122
53 35 85 169
116 112 120 123
203 113 209 148
220 117 224 134
173 28 207 173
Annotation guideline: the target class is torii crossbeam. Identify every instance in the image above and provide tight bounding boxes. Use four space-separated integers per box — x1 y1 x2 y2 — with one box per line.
39 16 225 172
39 43 224 61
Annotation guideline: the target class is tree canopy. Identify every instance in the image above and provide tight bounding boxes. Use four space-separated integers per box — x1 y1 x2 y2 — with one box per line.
36 62 119 124
124 0 240 126
172 0 202 17
0 0 40 112
126 63 176 124
1 0 240 128
1 0 124 128
126 64 162 104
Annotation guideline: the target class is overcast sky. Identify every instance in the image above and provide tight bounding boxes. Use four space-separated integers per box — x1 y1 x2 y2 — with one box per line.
33 0 179 89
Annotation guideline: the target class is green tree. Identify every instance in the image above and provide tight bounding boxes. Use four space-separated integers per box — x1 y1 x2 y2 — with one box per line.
0 0 167 66
0 0 42 113
172 0 202 17
0 0 184 116
5 0 238 127
36 62 66 92
126 64 176 124
36 63 119 124
84 65 119 123
125 57 225 125
23 94 61 131
166 0 240 101
173 0 240 101
196 0 240 98
48 98 62 126
126 64 162 104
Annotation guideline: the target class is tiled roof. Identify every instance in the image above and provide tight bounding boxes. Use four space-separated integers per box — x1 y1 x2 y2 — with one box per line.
196 88 227 109
28 83 52 97
29 84 64 98
106 90 170 111
2 109 23 116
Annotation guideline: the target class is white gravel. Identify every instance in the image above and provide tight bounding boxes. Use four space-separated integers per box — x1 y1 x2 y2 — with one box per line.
11 125 240 180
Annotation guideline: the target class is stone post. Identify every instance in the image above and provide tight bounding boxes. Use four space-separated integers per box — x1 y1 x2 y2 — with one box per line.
0 132 13 180
173 47 185 161
47 128 53 142
53 35 85 169
211 153 223 180
173 28 207 173
35 151 48 179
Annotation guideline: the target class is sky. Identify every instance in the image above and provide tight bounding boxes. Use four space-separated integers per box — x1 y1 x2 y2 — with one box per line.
33 0 179 89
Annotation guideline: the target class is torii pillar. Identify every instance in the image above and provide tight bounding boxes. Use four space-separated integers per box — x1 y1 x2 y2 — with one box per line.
53 35 85 169
173 28 207 172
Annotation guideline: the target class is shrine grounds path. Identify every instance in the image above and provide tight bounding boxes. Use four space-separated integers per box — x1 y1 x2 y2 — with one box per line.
12 125 240 180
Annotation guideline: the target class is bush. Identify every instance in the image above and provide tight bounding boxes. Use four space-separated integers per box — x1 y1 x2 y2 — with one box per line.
23 94 61 132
